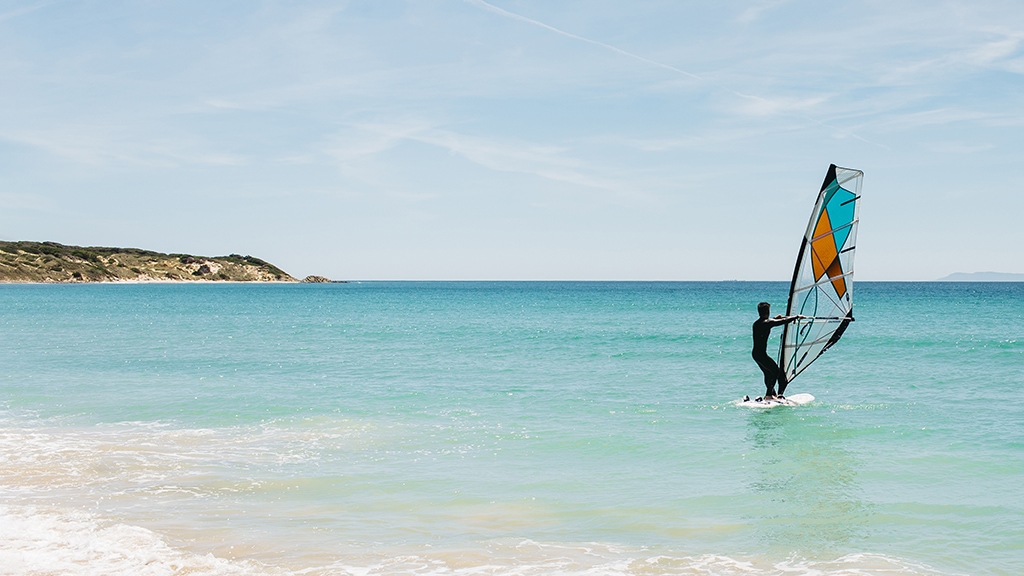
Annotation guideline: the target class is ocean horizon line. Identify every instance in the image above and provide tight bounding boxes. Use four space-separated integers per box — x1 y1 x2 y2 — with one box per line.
2 278 1022 285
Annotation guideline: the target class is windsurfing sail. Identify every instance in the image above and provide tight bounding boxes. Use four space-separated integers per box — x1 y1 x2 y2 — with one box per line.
779 164 862 384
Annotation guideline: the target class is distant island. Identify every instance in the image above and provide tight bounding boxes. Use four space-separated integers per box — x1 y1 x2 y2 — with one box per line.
936 271 1024 282
0 241 333 283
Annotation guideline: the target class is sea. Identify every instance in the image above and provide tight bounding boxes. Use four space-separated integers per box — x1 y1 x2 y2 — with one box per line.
0 281 1021 576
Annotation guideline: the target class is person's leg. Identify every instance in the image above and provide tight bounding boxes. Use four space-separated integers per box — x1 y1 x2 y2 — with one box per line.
777 372 789 397
754 355 779 397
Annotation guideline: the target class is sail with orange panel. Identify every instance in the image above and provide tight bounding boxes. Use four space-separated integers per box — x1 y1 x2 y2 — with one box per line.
779 164 862 386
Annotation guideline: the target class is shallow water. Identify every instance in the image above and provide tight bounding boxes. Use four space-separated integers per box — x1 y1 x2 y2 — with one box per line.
0 282 1021 575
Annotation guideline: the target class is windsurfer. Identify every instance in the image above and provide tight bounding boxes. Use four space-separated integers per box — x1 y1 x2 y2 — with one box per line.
752 302 802 400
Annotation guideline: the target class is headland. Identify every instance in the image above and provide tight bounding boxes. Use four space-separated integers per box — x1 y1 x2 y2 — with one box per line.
0 241 308 283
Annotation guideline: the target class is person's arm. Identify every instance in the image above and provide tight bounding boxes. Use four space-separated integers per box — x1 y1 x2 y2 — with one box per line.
768 314 807 326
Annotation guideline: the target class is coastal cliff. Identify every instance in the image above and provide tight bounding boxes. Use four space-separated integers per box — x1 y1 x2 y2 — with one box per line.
0 241 298 283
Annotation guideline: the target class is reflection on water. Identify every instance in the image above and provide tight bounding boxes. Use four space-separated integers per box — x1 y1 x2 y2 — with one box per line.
745 409 872 556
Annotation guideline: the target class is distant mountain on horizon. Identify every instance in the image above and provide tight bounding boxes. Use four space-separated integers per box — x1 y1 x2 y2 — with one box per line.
936 271 1024 282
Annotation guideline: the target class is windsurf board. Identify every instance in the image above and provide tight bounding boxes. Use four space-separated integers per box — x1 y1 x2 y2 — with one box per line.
737 392 814 408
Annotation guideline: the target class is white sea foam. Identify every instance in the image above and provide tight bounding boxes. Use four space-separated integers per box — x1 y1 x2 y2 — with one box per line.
0 416 372 496
0 505 959 576
0 505 276 575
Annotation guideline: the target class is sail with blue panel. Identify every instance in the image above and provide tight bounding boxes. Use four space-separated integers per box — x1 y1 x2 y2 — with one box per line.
779 164 863 386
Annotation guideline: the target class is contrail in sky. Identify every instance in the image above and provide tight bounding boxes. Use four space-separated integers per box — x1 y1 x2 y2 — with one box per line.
463 0 703 82
462 0 887 149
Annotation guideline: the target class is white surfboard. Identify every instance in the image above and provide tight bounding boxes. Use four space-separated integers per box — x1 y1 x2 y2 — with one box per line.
737 392 814 408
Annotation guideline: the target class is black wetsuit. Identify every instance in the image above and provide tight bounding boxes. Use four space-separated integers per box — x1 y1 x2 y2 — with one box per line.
752 317 788 396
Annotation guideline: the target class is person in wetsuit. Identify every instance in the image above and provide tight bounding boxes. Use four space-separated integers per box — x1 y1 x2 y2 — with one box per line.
751 302 802 401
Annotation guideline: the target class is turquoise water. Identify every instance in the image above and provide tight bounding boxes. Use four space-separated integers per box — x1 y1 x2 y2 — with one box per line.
0 282 1021 575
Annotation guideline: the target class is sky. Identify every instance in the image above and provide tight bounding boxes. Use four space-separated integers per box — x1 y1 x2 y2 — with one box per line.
1 0 1022 280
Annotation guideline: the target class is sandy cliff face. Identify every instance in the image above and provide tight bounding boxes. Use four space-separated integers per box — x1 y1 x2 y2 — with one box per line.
0 242 297 283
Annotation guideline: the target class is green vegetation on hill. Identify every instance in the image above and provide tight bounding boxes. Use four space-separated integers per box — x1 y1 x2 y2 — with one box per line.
0 241 297 283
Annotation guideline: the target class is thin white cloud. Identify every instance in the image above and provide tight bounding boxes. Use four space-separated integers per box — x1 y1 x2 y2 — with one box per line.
416 129 619 192
0 1 52 24
0 127 146 166
322 119 648 201
204 99 252 111
862 26 1024 89
196 153 247 166
734 95 830 117
963 31 1024 67
0 124 251 168
869 108 994 133
736 0 794 24
925 141 994 154
324 120 435 165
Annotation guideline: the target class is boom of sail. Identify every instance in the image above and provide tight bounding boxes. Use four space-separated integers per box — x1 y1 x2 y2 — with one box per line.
779 164 863 383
